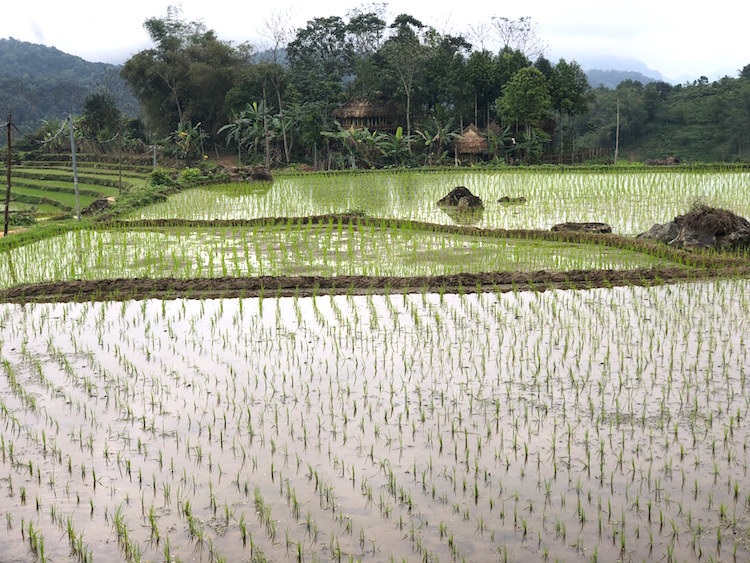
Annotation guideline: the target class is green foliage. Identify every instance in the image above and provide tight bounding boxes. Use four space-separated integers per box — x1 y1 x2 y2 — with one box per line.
0 38 137 137
149 168 176 187
498 67 551 126
120 6 243 138
286 16 352 103
577 75 750 162
6 7 750 165
7 211 36 227
177 167 204 187
81 91 122 141
169 121 205 164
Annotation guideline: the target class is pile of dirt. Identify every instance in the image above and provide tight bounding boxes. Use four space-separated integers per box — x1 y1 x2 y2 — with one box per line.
218 165 273 182
437 186 483 209
638 205 750 251
82 197 116 216
551 222 612 234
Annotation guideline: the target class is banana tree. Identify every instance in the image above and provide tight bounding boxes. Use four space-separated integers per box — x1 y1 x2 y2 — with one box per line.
321 123 358 169
170 120 204 165
218 109 252 166
415 116 459 166
380 127 413 167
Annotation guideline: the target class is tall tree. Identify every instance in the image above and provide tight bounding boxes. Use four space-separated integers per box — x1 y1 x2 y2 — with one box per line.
345 10 388 101
491 16 547 61
80 90 122 141
379 15 427 150
498 66 551 160
287 16 352 103
465 50 498 127
121 6 241 138
550 58 591 159
420 31 471 117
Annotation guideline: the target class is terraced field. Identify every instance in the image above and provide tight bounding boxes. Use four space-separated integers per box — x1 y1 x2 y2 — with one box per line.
0 165 749 562
2 156 151 218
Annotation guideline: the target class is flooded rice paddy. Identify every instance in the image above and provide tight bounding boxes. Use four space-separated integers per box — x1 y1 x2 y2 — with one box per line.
0 280 748 561
131 169 750 236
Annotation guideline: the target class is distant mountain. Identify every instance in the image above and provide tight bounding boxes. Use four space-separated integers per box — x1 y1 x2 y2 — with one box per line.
0 37 138 135
586 69 659 89
253 47 288 66
572 55 667 80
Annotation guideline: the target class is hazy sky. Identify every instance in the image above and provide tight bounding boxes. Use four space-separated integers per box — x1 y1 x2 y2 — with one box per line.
3 1 748 81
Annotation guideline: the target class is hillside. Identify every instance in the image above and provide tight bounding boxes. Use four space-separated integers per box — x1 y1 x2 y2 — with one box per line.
585 69 658 89
0 37 137 135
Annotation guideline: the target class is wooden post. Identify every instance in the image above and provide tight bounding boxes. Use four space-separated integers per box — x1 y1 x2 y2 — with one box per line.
4 113 11 236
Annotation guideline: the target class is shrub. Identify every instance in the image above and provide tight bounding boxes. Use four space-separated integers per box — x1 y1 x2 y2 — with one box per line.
177 167 204 187
149 168 176 187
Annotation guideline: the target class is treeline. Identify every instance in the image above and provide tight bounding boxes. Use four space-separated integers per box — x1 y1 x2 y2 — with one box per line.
6 8 750 165
579 76 750 162
117 8 592 167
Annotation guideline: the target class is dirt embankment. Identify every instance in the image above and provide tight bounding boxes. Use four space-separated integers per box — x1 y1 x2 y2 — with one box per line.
1 267 748 304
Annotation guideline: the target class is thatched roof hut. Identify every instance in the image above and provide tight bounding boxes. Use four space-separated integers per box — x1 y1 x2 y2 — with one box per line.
454 125 488 164
332 101 396 132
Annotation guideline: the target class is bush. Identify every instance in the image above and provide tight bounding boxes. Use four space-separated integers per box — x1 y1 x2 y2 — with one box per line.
177 167 203 187
149 167 176 187
8 211 36 227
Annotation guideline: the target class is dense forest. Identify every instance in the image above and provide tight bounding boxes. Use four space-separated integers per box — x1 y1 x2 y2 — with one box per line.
3 8 749 165
0 38 138 134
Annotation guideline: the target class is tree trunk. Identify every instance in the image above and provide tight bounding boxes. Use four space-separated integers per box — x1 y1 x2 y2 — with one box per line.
262 83 271 169
558 111 564 164
405 89 412 154
274 81 290 164
570 116 575 163
614 98 620 164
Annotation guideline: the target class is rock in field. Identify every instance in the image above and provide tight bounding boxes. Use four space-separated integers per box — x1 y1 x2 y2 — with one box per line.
498 196 527 205
637 205 750 251
551 222 612 234
437 186 483 209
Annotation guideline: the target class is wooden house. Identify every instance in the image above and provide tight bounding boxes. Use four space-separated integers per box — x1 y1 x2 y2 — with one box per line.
333 101 396 133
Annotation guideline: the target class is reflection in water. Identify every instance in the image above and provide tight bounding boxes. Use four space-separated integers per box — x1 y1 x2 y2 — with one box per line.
132 170 750 236
209 181 273 199
0 282 747 561
438 204 485 225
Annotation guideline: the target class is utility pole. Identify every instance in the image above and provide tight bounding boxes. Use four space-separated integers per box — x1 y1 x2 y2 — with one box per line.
69 115 81 221
118 126 123 195
4 113 11 236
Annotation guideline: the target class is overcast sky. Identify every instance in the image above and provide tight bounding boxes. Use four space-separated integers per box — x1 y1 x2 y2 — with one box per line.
3 1 748 82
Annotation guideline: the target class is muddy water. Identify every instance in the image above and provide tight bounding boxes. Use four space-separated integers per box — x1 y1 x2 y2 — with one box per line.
0 281 748 561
